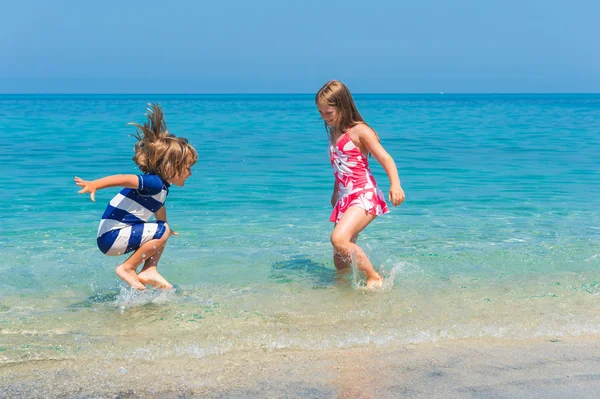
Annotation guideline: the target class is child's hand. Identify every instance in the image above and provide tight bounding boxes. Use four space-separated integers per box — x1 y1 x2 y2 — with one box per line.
74 176 98 202
389 184 405 207
169 229 179 236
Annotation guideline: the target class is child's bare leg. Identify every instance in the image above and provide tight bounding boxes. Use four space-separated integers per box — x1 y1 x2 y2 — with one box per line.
333 233 358 270
331 207 382 288
116 225 170 290
115 262 146 290
138 244 173 290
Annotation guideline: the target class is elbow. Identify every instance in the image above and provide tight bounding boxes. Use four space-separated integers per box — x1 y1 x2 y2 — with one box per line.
379 153 394 166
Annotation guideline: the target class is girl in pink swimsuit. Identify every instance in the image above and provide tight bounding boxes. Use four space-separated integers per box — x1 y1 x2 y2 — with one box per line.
316 80 405 288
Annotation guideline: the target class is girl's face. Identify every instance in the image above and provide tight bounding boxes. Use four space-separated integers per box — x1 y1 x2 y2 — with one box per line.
170 166 192 187
317 104 339 128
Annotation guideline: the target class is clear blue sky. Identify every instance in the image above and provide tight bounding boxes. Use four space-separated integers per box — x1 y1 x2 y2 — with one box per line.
1 0 598 93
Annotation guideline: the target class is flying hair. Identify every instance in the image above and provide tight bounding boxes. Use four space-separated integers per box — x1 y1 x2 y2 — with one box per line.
129 103 198 181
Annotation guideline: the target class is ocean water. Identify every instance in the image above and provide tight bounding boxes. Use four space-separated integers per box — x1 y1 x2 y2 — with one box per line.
1 94 600 374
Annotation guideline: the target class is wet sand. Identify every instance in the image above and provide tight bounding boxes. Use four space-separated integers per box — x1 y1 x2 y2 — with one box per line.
3 335 600 398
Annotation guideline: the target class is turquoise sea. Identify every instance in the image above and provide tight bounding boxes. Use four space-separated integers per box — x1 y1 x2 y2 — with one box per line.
1 94 600 394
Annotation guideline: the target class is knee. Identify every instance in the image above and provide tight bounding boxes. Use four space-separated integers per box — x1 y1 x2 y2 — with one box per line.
159 223 171 244
330 231 350 250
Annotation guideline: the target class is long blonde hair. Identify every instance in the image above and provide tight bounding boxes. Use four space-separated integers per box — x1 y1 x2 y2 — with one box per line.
315 80 372 145
129 103 198 181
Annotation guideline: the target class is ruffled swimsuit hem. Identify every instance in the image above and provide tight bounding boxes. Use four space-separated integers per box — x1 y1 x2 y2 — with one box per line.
330 188 389 223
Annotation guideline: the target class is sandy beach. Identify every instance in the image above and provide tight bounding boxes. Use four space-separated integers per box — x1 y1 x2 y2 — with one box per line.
3 335 600 398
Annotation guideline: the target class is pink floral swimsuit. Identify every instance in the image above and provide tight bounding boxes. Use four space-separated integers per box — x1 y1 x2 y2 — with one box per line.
329 131 389 223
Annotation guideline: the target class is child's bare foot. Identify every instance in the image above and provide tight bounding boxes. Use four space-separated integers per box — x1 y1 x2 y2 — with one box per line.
138 269 173 290
366 274 383 289
115 264 146 290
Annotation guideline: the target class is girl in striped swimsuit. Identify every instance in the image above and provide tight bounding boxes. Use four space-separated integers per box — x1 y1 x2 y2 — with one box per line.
316 80 405 289
75 104 197 290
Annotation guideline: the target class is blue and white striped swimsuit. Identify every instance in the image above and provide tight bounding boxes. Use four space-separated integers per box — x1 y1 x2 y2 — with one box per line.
96 174 169 256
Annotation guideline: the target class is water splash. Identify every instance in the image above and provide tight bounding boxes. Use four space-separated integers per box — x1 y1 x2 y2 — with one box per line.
351 261 404 293
585 254 599 262
115 285 177 312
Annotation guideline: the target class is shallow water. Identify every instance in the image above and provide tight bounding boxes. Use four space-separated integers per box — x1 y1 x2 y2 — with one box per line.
1 94 599 371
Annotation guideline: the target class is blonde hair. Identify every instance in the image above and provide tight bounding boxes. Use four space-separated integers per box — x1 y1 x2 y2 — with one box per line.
129 103 198 181
316 80 371 143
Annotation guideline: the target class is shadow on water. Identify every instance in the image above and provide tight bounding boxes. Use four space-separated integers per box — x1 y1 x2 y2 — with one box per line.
68 282 186 310
269 255 338 288
68 289 121 309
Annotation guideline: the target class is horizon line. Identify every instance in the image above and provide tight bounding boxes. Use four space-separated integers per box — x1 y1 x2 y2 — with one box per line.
1 92 599 95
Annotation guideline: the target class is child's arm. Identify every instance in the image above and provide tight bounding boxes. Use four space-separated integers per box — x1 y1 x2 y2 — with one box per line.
74 175 139 202
154 206 178 236
331 181 339 207
357 127 405 206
